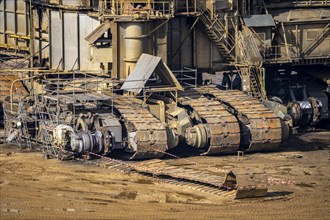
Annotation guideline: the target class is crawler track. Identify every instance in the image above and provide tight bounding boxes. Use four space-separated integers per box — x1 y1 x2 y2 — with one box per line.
88 153 268 199
179 90 241 155
197 86 282 152
112 95 168 159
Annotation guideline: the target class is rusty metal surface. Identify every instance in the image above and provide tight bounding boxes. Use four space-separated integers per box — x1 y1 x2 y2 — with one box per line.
112 95 168 160
0 75 28 101
233 169 268 199
243 14 275 27
179 89 241 155
134 159 268 199
197 86 282 152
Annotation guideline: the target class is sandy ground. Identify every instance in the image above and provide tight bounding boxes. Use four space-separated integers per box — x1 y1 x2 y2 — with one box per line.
0 131 329 219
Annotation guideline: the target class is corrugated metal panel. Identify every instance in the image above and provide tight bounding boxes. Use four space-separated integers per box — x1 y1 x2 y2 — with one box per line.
64 12 78 69
62 0 81 6
49 10 101 71
121 53 183 93
0 0 29 51
243 14 275 27
17 14 27 35
79 14 100 70
121 54 162 93
50 10 63 69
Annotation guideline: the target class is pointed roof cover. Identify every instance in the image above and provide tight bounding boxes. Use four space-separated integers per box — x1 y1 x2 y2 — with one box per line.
121 53 183 94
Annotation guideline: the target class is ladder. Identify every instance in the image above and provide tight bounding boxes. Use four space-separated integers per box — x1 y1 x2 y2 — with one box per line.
249 66 267 100
237 65 267 101
197 5 267 100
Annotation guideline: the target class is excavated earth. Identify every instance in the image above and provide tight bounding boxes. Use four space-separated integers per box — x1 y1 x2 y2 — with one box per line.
0 131 329 219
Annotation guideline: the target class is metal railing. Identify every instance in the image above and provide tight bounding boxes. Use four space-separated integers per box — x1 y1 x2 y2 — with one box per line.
172 67 197 89
39 72 107 125
101 0 174 17
293 0 328 6
263 45 299 62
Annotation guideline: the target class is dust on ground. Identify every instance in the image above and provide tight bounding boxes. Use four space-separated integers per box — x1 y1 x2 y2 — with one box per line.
0 131 329 219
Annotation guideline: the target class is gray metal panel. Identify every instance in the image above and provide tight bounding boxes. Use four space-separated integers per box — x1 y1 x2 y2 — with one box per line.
6 0 14 11
34 39 40 57
243 14 275 27
63 12 78 70
121 53 161 93
62 0 81 6
0 0 28 52
6 12 15 33
50 10 63 70
17 0 26 12
42 40 49 58
17 14 27 35
6 12 15 46
79 14 100 70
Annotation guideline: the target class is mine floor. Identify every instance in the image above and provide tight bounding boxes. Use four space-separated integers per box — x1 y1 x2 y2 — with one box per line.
0 131 329 219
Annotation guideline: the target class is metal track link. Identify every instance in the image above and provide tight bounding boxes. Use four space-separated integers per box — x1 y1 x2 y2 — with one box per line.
92 157 238 198
179 90 241 155
112 95 168 160
89 155 268 199
197 86 282 152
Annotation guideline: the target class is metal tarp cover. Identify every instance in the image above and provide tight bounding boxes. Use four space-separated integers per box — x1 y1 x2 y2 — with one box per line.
243 14 275 27
121 54 162 94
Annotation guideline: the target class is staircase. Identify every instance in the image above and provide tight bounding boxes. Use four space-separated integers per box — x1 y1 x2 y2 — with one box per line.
199 9 236 63
197 6 267 100
238 66 266 100
249 66 266 100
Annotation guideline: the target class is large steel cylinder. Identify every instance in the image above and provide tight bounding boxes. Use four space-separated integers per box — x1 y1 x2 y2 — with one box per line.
124 22 145 77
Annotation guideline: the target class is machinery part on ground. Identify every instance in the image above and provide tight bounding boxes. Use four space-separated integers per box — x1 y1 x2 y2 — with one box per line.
102 158 269 199
287 97 322 127
197 86 282 152
178 90 241 155
232 169 268 199
111 95 168 160
139 160 269 199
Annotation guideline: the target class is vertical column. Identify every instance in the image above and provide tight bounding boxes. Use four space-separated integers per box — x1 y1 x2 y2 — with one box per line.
123 22 145 78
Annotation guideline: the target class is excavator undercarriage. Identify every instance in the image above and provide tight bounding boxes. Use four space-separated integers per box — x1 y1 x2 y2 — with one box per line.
1 54 292 199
